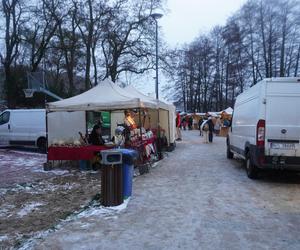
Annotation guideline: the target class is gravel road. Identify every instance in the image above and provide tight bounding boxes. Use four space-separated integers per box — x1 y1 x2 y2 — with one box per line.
26 131 300 250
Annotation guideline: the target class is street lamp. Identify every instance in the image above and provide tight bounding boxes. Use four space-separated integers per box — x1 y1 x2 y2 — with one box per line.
150 13 163 100
150 12 163 160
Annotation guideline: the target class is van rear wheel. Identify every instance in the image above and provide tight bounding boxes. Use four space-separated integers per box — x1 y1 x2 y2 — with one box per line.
37 137 47 153
245 152 258 179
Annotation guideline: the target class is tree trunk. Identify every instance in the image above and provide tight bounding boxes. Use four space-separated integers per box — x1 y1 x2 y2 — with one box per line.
92 45 98 85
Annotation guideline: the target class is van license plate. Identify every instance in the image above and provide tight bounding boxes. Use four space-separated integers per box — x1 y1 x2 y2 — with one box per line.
271 143 295 150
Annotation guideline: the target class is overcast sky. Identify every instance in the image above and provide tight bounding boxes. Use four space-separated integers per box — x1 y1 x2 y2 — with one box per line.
134 0 248 97
160 0 247 47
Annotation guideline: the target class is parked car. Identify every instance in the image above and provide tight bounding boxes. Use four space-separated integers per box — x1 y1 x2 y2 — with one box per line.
0 109 46 152
227 77 300 179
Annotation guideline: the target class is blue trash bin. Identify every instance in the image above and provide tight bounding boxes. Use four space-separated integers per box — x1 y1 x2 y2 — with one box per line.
119 149 138 199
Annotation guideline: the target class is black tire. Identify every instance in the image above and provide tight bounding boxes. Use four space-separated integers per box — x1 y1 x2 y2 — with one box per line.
245 152 259 179
37 137 47 153
227 144 234 159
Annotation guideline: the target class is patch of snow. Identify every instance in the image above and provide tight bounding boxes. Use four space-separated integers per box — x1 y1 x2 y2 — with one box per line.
0 204 15 217
18 229 54 250
31 167 69 176
17 202 44 217
0 184 31 196
9 150 45 156
0 235 9 242
0 188 8 196
77 198 130 218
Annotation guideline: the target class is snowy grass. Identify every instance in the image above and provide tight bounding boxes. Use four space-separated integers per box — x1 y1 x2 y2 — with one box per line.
17 198 131 250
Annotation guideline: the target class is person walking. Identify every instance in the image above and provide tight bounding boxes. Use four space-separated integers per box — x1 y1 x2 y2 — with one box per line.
207 116 214 143
198 118 204 136
188 116 193 130
176 112 182 141
200 119 209 143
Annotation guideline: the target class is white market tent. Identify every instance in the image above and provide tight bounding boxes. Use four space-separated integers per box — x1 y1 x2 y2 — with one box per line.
47 79 157 111
46 79 175 146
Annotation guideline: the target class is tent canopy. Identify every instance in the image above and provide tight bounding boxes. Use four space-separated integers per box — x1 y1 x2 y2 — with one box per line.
222 107 233 115
47 79 158 111
124 85 170 110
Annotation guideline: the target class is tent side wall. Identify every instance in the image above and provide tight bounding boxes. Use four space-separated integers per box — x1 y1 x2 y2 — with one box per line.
148 109 173 145
160 109 170 145
47 111 86 145
168 105 176 144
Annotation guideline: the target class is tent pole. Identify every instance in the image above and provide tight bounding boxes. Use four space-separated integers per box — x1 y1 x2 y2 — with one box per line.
46 110 49 162
157 108 162 160
138 108 142 138
167 110 170 146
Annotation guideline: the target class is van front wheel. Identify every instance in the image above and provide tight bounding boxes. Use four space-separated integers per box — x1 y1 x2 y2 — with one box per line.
227 144 234 159
245 152 258 179
37 137 47 153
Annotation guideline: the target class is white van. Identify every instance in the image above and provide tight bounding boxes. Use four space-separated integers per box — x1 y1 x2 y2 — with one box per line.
227 77 300 179
0 109 46 152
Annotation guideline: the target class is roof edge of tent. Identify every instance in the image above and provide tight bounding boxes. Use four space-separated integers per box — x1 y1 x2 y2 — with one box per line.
46 79 173 112
46 79 154 111
124 85 173 111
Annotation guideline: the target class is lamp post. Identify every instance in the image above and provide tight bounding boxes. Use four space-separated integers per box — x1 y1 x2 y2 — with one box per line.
151 13 163 160
150 13 163 100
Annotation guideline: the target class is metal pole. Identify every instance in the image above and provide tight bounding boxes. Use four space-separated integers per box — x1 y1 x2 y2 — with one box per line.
155 20 162 160
155 19 159 100
150 13 163 160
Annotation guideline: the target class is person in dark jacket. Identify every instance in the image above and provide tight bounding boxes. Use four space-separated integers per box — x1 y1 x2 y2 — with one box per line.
207 116 214 143
89 125 105 145
188 116 193 130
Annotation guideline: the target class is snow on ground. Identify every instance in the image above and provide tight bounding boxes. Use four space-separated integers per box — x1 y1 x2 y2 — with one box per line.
28 130 300 250
17 202 45 217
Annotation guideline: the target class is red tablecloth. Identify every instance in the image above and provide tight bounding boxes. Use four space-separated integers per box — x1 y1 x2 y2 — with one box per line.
47 145 112 161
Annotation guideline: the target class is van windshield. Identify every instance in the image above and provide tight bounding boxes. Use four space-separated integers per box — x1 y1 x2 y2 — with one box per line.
0 112 10 125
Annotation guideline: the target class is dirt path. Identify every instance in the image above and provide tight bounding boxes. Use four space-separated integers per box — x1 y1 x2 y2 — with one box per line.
26 130 300 250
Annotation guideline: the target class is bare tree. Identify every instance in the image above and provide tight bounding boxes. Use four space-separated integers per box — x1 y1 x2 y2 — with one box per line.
0 0 24 107
101 0 162 82
21 0 63 72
